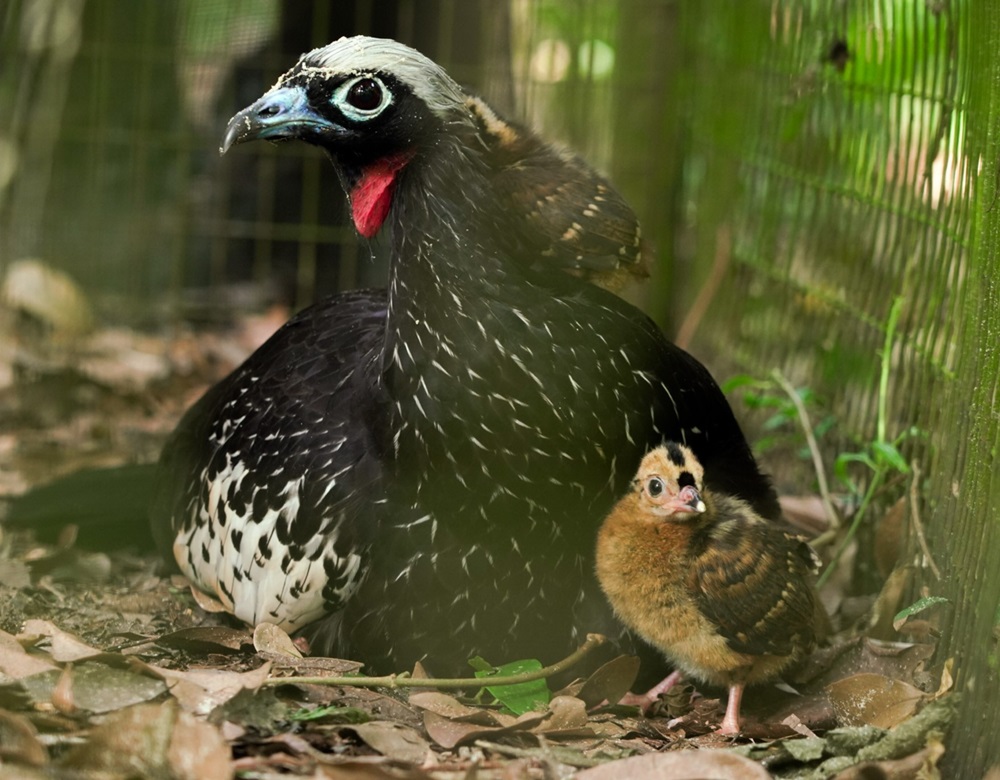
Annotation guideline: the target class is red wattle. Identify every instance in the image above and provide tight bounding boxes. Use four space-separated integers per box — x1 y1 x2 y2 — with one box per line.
350 152 413 238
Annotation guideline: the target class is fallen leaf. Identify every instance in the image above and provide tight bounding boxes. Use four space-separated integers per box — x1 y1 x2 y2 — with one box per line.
155 626 254 654
190 585 231 614
51 665 75 714
575 655 640 708
576 750 771 779
534 695 589 733
0 630 59 679
794 636 935 690
0 559 31 588
260 654 362 677
136 660 271 715
0 708 48 766
826 673 926 728
19 662 167 713
253 622 302 657
349 720 431 763
60 699 232 780
893 596 949 632
409 691 513 725
19 620 102 662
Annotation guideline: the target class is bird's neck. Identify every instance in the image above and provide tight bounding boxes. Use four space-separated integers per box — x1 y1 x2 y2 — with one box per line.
379 132 526 352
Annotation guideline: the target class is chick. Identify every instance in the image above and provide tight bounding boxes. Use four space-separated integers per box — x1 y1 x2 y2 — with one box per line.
596 442 826 734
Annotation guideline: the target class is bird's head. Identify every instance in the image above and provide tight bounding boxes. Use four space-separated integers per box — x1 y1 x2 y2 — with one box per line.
221 36 474 238
633 442 707 519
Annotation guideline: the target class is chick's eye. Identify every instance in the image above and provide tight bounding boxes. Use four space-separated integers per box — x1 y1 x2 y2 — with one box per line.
646 477 664 498
347 78 383 111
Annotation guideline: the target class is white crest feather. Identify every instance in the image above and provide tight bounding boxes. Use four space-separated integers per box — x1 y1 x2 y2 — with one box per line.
291 36 469 120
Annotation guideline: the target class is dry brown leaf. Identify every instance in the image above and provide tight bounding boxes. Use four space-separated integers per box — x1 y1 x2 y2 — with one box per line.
1 258 93 337
60 700 232 780
0 630 58 679
794 636 935 690
156 625 254 653
0 559 31 588
312 759 432 779
575 655 640 708
826 672 926 728
135 659 271 715
349 721 431 763
259 654 362 677
190 584 231 614
51 664 75 715
253 622 302 657
0 708 48 767
19 662 167 714
533 695 589 733
408 691 515 725
167 703 236 780
934 658 954 698
19 620 103 662
576 750 771 779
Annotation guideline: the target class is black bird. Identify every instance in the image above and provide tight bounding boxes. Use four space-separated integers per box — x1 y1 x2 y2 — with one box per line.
152 36 779 673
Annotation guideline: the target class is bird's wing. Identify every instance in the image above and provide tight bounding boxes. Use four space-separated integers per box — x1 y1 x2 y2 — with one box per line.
690 513 820 657
151 290 391 621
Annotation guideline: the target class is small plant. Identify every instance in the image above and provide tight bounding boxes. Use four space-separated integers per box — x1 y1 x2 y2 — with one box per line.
729 297 926 587
819 297 922 586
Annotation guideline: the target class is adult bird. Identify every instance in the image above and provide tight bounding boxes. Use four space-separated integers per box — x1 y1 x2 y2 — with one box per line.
152 36 779 674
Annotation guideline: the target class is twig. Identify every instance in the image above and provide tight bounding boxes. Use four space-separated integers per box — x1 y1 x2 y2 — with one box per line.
675 224 731 350
909 460 941 580
771 370 840 537
259 633 607 689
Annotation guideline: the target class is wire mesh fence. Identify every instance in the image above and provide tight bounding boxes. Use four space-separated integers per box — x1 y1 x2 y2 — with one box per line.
1 0 994 768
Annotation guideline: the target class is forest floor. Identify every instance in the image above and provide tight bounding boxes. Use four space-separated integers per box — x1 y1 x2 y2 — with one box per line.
0 297 954 779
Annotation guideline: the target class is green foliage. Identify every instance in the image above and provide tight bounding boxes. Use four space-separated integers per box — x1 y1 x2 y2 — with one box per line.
723 375 834 458
893 596 950 627
817 297 923 586
469 656 550 715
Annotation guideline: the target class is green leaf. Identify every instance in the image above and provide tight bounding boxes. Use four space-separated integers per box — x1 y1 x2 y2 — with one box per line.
467 656 494 673
872 441 910 473
721 374 763 393
834 451 877 484
473 658 550 715
893 596 950 630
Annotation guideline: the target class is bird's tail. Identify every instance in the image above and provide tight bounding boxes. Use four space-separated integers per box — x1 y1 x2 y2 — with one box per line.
3 463 158 550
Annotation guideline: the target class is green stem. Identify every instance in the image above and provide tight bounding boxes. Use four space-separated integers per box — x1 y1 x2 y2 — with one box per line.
878 297 904 444
259 633 607 689
817 470 883 588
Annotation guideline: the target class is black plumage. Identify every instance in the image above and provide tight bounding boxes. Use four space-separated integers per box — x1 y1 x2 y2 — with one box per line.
152 36 778 673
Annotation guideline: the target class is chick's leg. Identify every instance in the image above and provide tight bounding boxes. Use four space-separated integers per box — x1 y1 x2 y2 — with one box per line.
620 670 683 711
717 683 744 734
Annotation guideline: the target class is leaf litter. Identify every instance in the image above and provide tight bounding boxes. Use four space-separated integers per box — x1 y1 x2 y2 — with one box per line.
0 302 957 778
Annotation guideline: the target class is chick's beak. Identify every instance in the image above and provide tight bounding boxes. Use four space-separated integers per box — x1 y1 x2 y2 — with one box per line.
221 86 344 155
669 485 706 515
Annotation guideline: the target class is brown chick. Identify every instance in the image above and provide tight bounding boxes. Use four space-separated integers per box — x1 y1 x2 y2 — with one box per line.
596 442 826 734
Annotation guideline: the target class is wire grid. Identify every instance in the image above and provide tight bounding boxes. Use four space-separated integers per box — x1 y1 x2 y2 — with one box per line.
1 0 972 475
0 0 516 320
670 2 971 496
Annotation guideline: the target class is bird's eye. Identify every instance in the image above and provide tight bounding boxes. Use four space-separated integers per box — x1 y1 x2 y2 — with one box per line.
347 78 383 110
646 477 664 498
333 75 393 121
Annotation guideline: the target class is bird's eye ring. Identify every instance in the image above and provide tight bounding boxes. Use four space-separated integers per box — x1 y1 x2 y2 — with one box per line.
333 75 393 121
645 477 664 498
